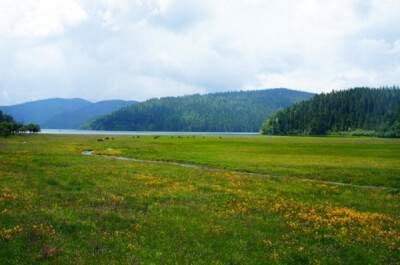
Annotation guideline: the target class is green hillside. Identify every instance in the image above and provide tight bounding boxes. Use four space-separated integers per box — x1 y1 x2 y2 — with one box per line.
260 87 400 137
80 89 314 132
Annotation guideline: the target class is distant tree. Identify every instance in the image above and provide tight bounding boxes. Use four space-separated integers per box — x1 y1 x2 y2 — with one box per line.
26 123 40 134
19 125 28 135
31 124 41 134
0 112 40 137
0 122 12 136
378 105 400 138
12 123 20 134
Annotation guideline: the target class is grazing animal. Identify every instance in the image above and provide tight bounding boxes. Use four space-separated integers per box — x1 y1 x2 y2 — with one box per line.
105 137 109 140
137 136 140 138
111 137 114 140
219 137 222 139
97 138 104 141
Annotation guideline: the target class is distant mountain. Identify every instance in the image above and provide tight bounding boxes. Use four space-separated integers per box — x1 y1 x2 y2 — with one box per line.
80 89 314 132
42 100 138 129
0 98 138 129
0 98 91 125
260 87 400 137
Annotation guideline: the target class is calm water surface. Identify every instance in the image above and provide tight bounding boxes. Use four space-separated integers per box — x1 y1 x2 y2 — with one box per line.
40 129 263 137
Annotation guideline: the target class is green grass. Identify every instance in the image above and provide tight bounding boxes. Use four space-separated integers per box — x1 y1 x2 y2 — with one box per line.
102 135 400 189
0 134 399 264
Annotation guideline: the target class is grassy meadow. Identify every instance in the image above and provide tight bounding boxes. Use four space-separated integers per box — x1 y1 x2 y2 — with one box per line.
0 134 399 264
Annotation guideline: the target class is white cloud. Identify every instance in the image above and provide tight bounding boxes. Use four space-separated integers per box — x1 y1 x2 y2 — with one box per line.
148 0 210 33
15 44 66 75
0 0 87 37
0 0 399 105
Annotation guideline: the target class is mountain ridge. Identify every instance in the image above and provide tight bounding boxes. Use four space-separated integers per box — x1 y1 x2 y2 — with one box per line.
81 88 314 132
0 98 91 125
0 98 138 129
42 100 137 129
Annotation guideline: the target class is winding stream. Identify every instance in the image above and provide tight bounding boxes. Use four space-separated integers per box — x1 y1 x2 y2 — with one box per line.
82 150 389 190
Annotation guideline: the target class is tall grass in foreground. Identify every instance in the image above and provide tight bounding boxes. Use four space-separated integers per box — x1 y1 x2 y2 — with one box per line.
0 135 399 264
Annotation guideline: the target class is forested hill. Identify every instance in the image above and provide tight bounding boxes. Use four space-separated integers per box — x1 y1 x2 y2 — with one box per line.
80 89 314 132
260 87 400 137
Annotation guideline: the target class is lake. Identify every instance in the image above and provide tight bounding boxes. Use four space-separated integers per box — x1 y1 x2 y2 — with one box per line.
39 129 262 137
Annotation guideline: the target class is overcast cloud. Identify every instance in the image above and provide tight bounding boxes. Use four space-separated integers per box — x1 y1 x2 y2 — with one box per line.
0 0 399 105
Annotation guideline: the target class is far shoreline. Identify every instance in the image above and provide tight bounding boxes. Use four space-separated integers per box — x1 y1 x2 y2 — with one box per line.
39 129 265 137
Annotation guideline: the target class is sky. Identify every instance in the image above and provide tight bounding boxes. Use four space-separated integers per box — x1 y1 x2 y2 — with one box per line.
0 0 399 105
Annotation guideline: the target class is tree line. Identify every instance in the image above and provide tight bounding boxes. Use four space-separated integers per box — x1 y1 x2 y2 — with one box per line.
0 110 40 136
260 86 400 137
81 89 313 132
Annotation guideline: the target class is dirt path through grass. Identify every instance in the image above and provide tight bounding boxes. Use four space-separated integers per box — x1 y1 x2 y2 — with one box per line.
82 150 390 190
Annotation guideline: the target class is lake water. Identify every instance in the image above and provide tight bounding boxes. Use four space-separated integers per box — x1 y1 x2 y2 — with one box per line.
40 129 262 137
